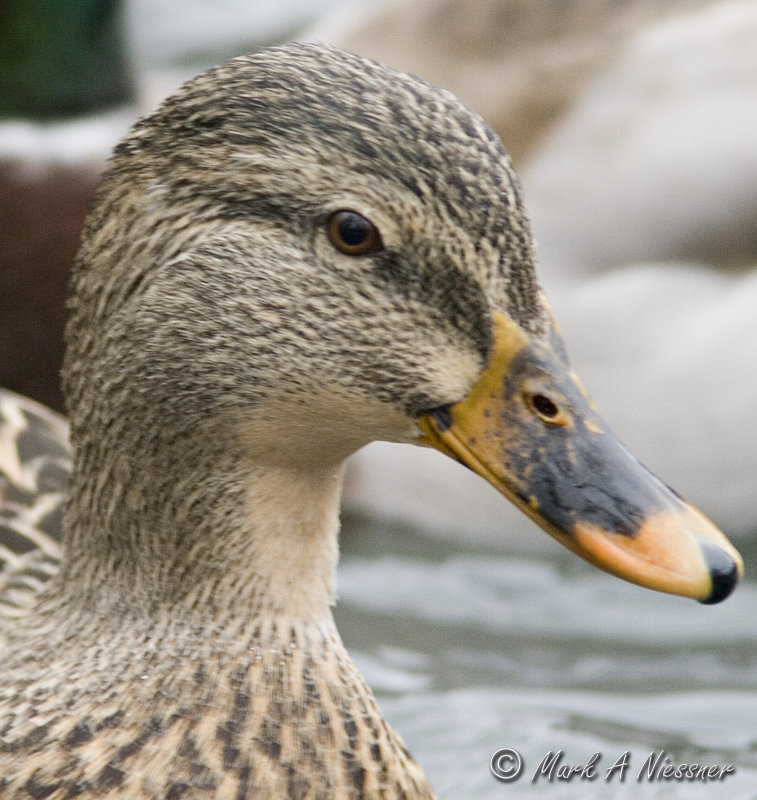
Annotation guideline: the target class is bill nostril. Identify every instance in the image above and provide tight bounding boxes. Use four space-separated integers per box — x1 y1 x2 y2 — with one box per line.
531 393 559 419
525 391 570 427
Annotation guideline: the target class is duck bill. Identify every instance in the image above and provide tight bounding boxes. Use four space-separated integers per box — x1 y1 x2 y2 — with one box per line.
418 311 743 604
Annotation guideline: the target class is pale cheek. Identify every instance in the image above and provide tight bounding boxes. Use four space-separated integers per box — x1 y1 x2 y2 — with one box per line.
234 392 418 468
420 344 484 408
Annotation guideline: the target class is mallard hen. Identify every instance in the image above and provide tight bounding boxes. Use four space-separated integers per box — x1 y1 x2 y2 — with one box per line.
0 43 742 799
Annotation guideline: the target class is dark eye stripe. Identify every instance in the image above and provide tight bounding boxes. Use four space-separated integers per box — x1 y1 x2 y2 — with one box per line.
327 210 383 256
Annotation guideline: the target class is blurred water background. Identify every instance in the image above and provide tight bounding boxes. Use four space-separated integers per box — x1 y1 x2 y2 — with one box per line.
2 1 756 796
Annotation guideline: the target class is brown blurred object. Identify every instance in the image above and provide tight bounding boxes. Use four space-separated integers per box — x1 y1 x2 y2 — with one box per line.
327 0 711 166
0 163 101 411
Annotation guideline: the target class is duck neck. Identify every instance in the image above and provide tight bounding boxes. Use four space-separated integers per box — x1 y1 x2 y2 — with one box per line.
58 429 344 628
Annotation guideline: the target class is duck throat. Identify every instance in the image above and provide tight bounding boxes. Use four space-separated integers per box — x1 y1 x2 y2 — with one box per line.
58 433 345 625
0 610 434 798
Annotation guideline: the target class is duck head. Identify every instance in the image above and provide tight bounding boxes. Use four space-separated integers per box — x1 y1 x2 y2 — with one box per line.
64 43 741 606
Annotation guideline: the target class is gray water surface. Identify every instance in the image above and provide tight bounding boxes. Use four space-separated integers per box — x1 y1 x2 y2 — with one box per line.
336 516 757 799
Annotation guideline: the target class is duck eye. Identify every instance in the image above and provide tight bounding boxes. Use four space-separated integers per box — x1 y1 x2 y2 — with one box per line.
327 210 382 256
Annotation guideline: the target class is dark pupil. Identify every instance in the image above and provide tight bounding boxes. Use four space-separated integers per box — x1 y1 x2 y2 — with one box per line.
339 214 368 246
533 393 559 418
